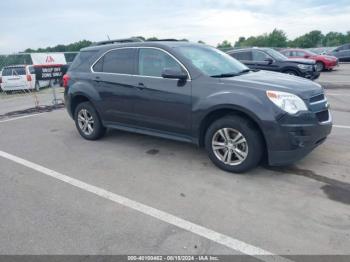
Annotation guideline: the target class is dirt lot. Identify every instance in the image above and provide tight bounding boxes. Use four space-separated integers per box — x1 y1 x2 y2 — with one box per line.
0 65 349 260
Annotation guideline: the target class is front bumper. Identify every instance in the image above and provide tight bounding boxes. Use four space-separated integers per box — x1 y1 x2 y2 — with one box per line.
302 70 320 80
266 111 332 166
324 60 338 69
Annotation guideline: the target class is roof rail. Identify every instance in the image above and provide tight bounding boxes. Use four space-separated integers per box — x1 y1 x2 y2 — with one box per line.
94 37 144 46
147 39 181 42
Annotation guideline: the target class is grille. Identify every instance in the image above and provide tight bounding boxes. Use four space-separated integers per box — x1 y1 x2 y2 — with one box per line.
309 94 325 103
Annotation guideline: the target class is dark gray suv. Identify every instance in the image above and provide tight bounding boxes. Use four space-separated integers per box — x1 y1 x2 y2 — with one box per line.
64 39 332 173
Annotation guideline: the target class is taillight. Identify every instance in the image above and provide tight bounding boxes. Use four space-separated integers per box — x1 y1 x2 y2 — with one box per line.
26 75 32 81
0 77 2 84
63 74 70 88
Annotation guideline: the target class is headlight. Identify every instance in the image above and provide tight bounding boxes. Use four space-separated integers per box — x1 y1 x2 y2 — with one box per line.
297 64 312 70
266 91 308 114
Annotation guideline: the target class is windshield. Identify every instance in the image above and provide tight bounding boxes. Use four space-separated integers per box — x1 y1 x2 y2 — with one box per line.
306 50 317 56
264 49 288 60
175 45 248 77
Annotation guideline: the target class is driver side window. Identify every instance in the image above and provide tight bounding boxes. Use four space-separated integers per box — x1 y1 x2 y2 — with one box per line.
252 51 270 61
138 48 183 77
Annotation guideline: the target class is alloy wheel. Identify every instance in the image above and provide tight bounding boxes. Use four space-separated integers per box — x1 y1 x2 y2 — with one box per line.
212 128 249 165
77 109 94 136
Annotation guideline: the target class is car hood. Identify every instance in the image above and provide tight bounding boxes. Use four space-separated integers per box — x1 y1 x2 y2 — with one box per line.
322 55 338 60
220 70 323 99
284 58 316 64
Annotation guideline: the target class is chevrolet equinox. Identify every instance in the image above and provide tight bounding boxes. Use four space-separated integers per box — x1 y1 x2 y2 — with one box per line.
64 39 332 173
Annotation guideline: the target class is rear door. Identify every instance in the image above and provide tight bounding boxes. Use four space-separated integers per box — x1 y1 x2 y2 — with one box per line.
229 51 254 68
91 48 139 125
2 67 27 90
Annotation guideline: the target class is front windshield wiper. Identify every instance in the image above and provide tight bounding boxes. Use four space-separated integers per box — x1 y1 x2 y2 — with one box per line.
238 69 251 74
210 72 239 78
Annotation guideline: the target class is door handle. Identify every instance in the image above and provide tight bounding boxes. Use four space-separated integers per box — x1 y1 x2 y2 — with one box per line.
94 76 101 82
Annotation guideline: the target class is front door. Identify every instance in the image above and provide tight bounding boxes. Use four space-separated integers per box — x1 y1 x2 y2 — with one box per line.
132 48 192 137
252 50 279 71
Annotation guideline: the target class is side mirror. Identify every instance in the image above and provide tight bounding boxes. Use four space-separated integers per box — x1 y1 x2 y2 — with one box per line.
162 68 188 80
264 58 273 64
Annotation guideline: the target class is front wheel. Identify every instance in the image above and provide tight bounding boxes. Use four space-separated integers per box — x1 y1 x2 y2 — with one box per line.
283 70 298 76
205 116 263 173
74 102 106 140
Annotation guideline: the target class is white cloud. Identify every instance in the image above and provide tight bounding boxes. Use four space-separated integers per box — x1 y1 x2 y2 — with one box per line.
0 0 349 53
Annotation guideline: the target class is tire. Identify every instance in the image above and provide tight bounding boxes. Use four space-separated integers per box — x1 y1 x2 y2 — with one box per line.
316 61 324 72
205 115 263 173
74 102 106 140
283 69 298 76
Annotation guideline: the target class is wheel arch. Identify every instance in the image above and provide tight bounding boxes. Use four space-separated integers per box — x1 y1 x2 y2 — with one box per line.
70 93 94 117
282 67 300 76
197 106 268 155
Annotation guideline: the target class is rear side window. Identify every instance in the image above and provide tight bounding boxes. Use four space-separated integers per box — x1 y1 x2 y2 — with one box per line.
93 58 103 72
28 66 35 74
70 50 99 72
2 68 12 76
138 48 183 77
230 51 252 61
13 67 26 75
2 67 26 76
98 48 136 74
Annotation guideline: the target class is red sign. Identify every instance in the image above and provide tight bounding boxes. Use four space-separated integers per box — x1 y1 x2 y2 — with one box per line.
45 56 55 63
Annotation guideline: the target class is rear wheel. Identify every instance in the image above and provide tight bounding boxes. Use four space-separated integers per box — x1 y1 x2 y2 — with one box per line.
316 61 324 72
74 102 106 140
205 115 263 173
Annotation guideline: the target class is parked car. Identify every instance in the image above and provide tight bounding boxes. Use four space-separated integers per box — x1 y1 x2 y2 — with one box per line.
308 47 334 55
0 65 37 91
280 48 338 71
228 47 319 80
326 43 350 62
64 39 332 173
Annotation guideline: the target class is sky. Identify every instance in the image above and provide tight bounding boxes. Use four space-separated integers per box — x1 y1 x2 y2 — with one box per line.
0 0 349 54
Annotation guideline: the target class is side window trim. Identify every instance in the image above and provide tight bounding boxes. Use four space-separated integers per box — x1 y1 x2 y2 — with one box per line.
90 47 191 80
230 50 252 62
253 50 272 62
136 47 190 79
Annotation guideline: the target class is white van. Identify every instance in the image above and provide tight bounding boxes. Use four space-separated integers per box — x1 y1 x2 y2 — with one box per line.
0 65 38 91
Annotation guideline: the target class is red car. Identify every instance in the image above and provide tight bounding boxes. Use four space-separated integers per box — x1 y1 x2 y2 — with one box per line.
280 48 338 71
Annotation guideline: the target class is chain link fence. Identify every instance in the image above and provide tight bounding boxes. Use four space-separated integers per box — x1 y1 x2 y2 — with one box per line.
0 52 78 119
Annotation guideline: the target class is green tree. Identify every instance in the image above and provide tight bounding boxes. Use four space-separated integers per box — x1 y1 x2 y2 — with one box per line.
217 40 233 49
146 37 159 41
266 29 287 47
23 40 92 53
322 31 346 46
290 30 323 48
233 29 287 48
234 37 246 47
